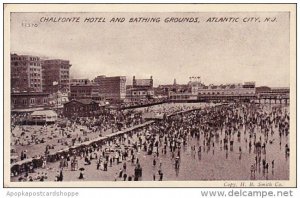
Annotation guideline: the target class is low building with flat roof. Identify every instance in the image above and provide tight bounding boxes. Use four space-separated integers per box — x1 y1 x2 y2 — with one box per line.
11 92 49 111
63 99 106 118
30 110 58 124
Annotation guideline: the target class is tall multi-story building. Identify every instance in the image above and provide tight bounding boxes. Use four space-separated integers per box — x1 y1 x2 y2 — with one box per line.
93 75 126 102
42 59 71 93
11 53 43 92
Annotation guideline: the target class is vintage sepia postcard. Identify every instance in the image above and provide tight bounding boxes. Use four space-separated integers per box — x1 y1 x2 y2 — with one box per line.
3 4 296 187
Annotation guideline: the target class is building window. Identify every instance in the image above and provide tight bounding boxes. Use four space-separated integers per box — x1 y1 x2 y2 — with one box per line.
22 99 27 105
30 98 35 104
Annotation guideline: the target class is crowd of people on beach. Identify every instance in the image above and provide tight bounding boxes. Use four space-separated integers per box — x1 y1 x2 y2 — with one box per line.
11 102 289 182
10 109 144 160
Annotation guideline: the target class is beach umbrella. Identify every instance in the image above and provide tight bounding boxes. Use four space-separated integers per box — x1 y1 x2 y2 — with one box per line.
79 167 85 171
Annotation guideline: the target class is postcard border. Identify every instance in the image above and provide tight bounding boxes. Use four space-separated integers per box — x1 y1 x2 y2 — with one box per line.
2 3 297 188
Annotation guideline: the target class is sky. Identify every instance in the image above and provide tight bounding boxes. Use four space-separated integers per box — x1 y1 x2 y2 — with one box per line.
10 12 290 87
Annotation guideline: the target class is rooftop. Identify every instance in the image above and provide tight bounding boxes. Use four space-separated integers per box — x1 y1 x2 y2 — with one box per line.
31 110 57 117
11 92 49 96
